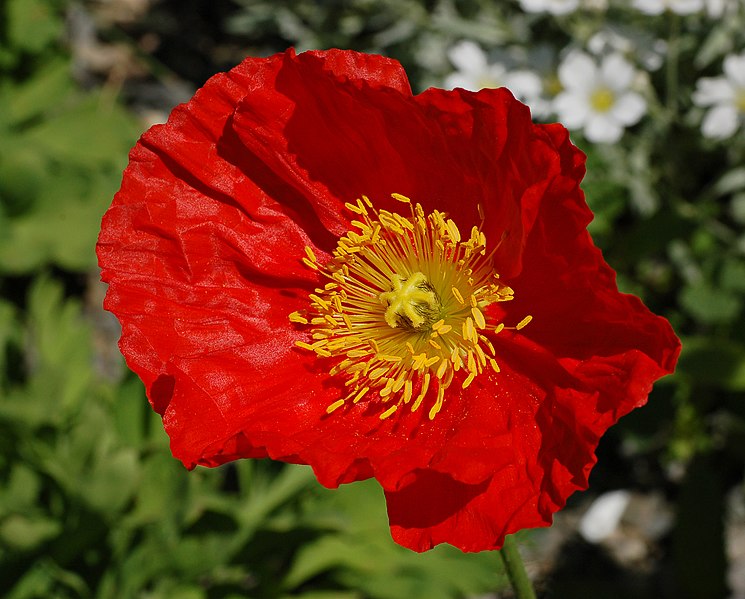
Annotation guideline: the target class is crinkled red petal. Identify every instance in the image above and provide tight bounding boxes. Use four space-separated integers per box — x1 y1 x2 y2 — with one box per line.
98 48 681 553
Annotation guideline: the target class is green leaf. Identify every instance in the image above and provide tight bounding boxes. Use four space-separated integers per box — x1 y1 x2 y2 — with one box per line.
0 514 61 552
22 94 139 169
291 480 508 599
677 336 745 391
6 0 62 53
679 282 741 325
1 59 75 127
0 168 121 273
712 167 745 197
84 447 140 515
0 140 49 216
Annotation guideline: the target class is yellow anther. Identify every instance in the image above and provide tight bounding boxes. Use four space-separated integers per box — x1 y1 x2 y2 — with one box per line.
451 286 465 305
352 386 370 404
377 354 403 362
516 315 533 330
428 386 446 420
471 307 486 329
309 294 330 310
402 379 413 404
380 404 398 420
424 355 440 367
302 257 319 270
494 323 505 334
467 351 477 375
391 193 411 203
345 201 365 214
446 219 461 243
289 311 308 324
326 399 345 414
369 367 388 380
304 246 317 262
462 372 476 389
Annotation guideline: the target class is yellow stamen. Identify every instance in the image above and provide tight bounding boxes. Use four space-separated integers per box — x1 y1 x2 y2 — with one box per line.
516 315 533 330
291 194 519 421
326 399 345 414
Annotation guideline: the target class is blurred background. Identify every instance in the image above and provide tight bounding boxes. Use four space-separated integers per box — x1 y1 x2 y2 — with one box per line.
1 0 745 597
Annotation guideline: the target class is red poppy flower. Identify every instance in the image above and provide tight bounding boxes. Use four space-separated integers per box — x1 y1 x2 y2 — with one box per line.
97 48 680 553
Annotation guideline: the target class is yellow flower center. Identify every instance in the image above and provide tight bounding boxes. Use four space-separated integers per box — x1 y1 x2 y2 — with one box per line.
379 272 440 330
291 194 530 421
590 87 615 113
736 89 745 114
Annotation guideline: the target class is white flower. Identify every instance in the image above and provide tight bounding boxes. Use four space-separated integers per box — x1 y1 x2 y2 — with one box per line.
579 490 631 543
693 52 745 139
703 0 740 17
632 0 704 14
553 51 647 143
588 27 667 71
518 0 580 15
444 41 547 117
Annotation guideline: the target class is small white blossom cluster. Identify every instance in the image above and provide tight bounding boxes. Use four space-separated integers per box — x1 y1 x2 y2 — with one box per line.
443 2 745 144
693 53 745 139
553 52 646 144
444 42 648 143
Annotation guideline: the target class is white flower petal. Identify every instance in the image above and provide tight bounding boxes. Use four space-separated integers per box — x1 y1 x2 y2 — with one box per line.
670 0 704 13
601 53 635 90
553 91 590 128
519 0 548 12
701 104 740 139
632 0 665 14
529 97 553 119
447 40 488 73
579 490 632 544
585 114 623 143
704 0 726 17
547 0 580 14
558 51 598 91
723 53 745 88
504 70 543 99
444 72 480 91
610 91 647 125
692 77 735 106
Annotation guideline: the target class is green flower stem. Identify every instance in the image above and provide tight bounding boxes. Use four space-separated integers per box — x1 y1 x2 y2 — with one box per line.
666 15 681 114
499 534 537 599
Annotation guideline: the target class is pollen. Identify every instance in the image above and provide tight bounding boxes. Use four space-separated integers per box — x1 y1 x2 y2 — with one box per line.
291 194 530 421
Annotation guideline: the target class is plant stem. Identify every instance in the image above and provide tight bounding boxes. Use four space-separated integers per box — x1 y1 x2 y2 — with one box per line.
666 15 681 114
499 534 537 599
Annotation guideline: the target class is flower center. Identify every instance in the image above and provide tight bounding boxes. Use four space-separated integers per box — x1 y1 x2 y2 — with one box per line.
736 89 745 114
590 87 615 112
379 272 441 331
291 194 530 421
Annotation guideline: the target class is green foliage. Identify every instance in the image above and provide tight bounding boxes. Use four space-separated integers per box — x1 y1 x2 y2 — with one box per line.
0 0 140 274
0 277 508 598
2 0 745 597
